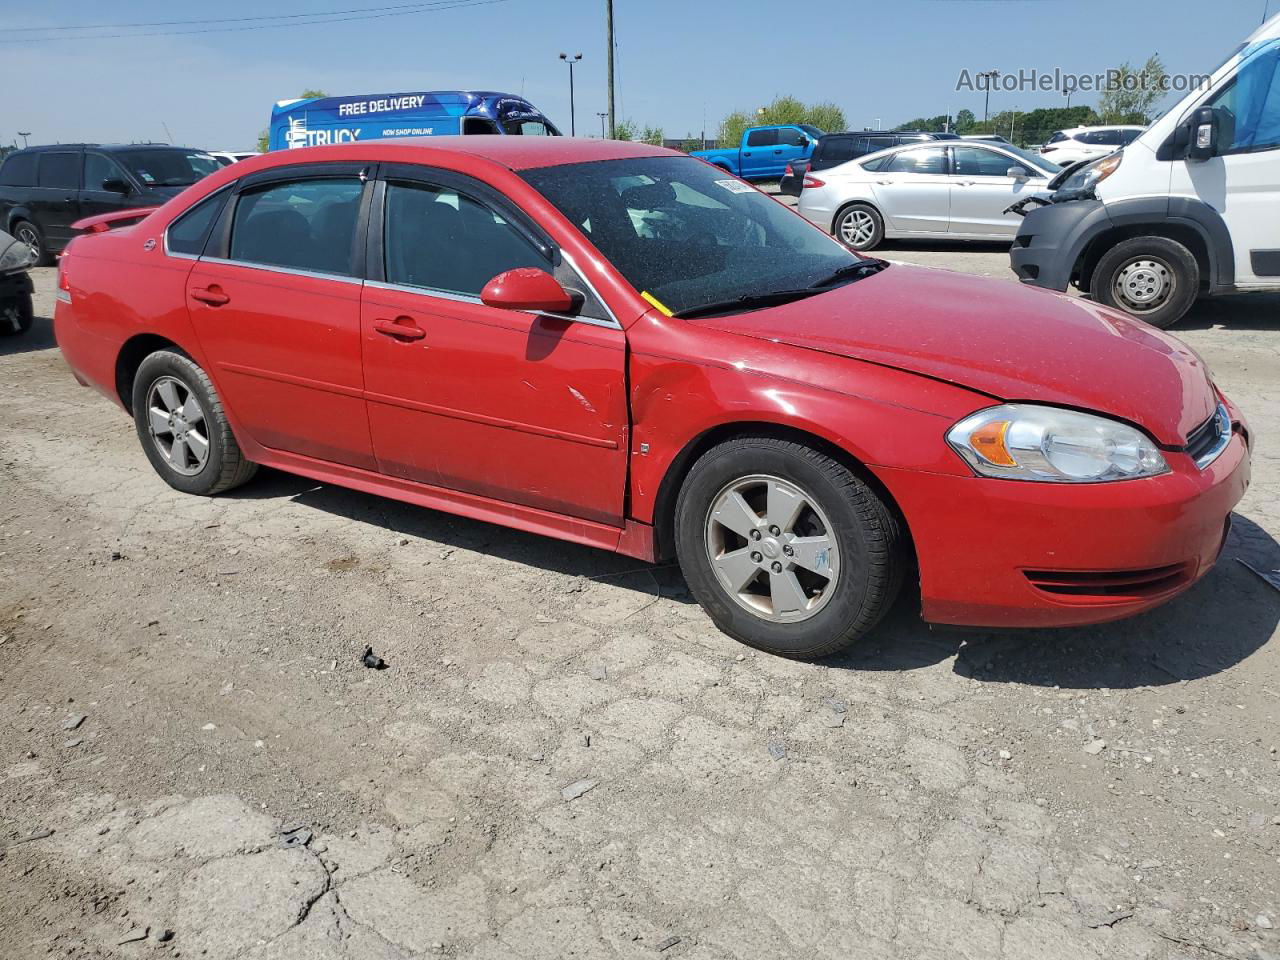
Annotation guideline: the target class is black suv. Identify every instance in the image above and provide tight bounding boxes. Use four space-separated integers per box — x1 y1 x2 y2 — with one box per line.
779 131 960 197
0 144 222 264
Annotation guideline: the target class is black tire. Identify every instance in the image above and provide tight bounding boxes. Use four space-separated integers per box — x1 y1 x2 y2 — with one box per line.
11 220 51 267
833 203 885 252
0 292 33 336
674 437 904 659
131 350 258 495
1089 236 1199 329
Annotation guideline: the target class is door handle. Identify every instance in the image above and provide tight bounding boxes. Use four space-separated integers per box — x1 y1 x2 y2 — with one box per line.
373 317 426 341
876 180 892 185
190 286 230 306
956 180 975 187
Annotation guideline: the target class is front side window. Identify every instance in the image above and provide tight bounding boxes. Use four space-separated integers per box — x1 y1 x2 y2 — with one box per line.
113 149 221 188
168 189 230 256
1207 44 1280 153
229 178 364 275
84 153 126 191
746 129 778 147
952 146 1021 177
885 146 948 175
384 181 547 296
0 152 37 186
38 152 80 189
521 155 862 317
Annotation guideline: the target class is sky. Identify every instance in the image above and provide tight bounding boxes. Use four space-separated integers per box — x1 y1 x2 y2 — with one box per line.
1 0 1274 150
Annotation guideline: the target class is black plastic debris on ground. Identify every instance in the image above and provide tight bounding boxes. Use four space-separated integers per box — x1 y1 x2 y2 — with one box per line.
279 824 313 849
361 646 387 670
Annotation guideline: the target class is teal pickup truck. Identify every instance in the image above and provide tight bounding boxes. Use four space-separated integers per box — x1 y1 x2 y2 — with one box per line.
691 124 823 180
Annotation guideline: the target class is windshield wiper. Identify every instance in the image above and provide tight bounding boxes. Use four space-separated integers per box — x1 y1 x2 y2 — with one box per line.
674 287 824 320
809 259 887 288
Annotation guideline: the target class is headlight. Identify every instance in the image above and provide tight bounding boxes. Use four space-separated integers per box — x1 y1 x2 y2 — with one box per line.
946 404 1168 482
1077 153 1122 190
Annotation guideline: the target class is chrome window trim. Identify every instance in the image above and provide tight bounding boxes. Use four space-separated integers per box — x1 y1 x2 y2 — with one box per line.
199 255 364 286
364 278 622 331
1195 403 1233 470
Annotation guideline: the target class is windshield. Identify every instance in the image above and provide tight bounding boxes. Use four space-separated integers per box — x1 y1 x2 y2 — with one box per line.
502 117 559 136
1005 143 1061 173
521 156 867 316
800 124 825 139
114 149 221 187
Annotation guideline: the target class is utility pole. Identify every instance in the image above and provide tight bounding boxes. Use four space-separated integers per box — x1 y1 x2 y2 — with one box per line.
559 53 582 135
979 70 1000 122
17 131 30 148
597 112 608 138
605 0 616 139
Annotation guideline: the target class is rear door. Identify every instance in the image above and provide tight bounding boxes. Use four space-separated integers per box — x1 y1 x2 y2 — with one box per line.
869 145 951 234
946 145 1049 237
360 165 629 525
741 128 778 179
32 150 82 249
185 163 377 469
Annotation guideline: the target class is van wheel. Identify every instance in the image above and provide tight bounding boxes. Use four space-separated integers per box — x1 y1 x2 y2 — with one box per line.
1090 236 1199 329
12 221 51 267
131 350 258 495
674 437 904 659
834 203 884 251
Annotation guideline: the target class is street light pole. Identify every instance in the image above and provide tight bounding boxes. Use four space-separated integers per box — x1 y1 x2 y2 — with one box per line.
605 0 616 139
596 112 608 138
978 70 1000 122
17 131 30 148
559 52 582 136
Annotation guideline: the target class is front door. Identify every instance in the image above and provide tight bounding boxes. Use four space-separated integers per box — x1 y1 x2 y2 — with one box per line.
360 171 629 526
185 166 376 469
78 152 137 221
946 146 1049 237
869 145 951 234
1186 39 1280 287
773 127 810 179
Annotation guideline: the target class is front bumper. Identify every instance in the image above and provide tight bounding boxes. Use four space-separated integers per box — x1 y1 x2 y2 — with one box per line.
873 412 1251 629
1010 198 1107 291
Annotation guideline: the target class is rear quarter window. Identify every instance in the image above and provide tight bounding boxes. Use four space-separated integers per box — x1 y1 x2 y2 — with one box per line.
0 153 37 187
167 189 231 256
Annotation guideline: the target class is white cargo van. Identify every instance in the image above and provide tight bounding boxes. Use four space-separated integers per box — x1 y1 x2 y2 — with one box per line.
1012 14 1280 327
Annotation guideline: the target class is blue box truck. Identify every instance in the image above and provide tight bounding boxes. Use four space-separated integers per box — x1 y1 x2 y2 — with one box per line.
267 90 561 150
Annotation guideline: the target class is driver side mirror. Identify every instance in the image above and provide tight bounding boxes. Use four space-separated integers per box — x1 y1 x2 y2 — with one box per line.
1187 105 1219 161
1007 166 1031 181
480 268 575 314
101 177 132 195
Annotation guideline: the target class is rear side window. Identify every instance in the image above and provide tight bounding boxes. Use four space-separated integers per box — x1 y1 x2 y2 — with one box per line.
885 147 948 174
746 129 778 147
38 152 80 189
0 152 37 186
229 178 364 276
167 189 230 256
383 181 547 297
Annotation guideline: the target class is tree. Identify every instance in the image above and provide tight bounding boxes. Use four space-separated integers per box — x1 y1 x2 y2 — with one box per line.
1097 55 1167 124
258 89 329 152
640 125 664 146
805 101 846 134
718 110 753 146
613 118 638 141
718 96 847 143
954 109 977 134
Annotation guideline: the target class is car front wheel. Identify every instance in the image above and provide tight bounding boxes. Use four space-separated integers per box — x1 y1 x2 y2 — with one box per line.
131 350 258 495
674 437 904 659
1089 236 1199 329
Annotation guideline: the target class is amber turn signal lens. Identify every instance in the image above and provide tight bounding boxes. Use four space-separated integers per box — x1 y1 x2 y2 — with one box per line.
969 421 1016 467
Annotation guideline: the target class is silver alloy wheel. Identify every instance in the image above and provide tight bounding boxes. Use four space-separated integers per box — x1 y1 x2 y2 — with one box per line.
146 376 210 476
704 474 840 623
15 223 39 260
1113 258 1174 314
838 209 876 248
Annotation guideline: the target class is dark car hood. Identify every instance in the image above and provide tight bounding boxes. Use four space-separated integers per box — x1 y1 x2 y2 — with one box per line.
695 264 1215 445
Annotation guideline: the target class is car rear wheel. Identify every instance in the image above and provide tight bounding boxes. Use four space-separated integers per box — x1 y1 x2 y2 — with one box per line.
0 292 33 336
1089 236 1199 329
131 350 257 495
674 437 904 659
833 203 884 252
12 221 51 267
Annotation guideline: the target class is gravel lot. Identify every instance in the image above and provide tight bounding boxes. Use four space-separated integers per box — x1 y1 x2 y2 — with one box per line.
2 245 1278 960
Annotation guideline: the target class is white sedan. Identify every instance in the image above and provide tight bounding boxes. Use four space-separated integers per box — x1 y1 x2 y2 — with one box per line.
797 141 1060 251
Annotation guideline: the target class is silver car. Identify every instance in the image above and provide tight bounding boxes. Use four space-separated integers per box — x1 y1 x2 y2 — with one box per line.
797 141 1060 251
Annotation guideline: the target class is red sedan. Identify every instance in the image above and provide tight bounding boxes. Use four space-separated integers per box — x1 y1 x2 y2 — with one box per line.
54 138 1250 658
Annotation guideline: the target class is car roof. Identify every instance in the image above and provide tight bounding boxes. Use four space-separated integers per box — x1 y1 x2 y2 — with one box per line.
3 143 205 154
243 136 676 172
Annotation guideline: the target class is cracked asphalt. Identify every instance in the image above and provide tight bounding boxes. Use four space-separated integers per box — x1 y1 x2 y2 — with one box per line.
2 255 1279 960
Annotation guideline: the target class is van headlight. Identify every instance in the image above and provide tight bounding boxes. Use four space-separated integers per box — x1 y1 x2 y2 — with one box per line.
946 404 1168 482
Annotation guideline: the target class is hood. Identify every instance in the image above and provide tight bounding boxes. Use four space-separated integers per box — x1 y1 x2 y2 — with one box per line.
696 264 1215 446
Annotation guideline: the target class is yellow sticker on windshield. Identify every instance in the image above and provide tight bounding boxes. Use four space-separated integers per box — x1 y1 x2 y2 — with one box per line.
641 291 674 317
